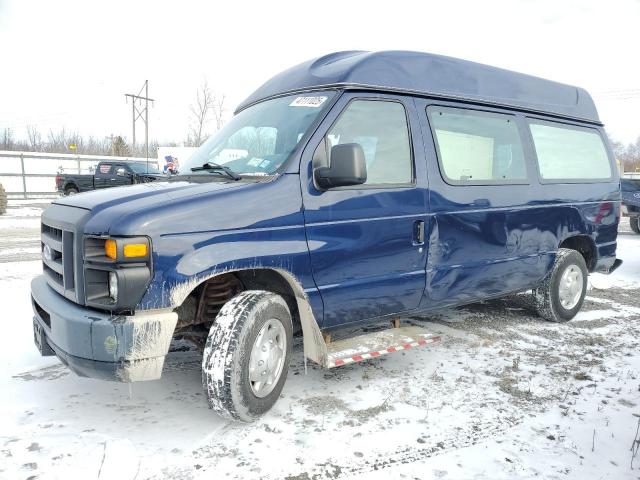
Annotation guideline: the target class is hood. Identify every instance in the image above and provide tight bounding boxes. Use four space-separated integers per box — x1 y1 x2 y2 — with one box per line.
60 176 289 237
54 179 250 213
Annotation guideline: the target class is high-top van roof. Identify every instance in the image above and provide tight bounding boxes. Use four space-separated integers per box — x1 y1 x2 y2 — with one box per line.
237 50 600 124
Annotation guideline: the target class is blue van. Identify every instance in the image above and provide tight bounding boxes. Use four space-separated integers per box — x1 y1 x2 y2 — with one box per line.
31 51 621 421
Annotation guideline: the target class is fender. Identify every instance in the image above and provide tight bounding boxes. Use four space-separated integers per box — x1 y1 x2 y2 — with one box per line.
137 224 329 367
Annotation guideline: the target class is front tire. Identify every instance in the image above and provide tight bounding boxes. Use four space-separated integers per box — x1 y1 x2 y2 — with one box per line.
202 290 292 422
630 217 640 234
533 248 588 322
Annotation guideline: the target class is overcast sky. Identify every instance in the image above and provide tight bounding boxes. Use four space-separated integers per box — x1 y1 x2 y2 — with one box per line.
0 0 638 146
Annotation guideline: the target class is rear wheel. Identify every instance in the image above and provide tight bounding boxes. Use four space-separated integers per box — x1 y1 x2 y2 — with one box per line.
630 217 640 234
202 290 292 422
65 186 79 196
533 248 588 322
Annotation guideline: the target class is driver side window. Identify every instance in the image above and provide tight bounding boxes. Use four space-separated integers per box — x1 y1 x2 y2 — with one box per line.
325 100 413 185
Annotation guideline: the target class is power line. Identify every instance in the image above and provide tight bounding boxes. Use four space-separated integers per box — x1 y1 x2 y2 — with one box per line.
125 80 154 169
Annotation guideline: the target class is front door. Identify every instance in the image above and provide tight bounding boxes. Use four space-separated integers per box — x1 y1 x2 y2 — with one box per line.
112 163 134 187
301 93 429 328
94 163 113 189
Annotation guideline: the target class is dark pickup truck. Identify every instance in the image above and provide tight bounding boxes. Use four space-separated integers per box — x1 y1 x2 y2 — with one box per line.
622 177 640 233
55 161 164 195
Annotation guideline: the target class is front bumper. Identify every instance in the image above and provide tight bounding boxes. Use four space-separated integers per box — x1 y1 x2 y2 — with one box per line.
30 275 178 382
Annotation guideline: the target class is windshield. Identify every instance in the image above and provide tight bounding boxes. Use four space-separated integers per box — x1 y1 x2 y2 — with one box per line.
182 91 335 175
129 163 161 174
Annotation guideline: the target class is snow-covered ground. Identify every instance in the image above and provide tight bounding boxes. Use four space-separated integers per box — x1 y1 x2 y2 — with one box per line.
2 204 640 480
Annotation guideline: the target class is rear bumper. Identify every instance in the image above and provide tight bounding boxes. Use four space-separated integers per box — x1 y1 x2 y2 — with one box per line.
30 275 178 382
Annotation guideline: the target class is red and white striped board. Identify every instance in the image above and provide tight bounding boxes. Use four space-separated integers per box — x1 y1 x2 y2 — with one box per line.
325 326 441 368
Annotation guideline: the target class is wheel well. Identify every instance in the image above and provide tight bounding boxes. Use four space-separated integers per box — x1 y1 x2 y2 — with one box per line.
174 269 301 335
559 236 596 272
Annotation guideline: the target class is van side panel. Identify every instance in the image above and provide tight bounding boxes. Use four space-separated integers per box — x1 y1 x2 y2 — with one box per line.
415 99 620 309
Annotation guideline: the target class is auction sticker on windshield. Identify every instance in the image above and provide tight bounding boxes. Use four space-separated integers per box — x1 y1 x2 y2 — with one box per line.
289 96 327 107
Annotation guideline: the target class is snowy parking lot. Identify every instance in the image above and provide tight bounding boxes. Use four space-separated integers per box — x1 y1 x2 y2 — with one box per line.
2 201 640 480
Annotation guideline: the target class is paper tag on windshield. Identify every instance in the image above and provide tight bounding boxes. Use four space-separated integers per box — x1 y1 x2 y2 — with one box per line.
289 96 327 108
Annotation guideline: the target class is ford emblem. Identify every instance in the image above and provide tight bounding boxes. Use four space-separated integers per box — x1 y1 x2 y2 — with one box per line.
43 245 54 262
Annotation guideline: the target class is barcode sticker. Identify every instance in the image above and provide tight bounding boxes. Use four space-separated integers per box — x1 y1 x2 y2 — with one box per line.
289 96 327 108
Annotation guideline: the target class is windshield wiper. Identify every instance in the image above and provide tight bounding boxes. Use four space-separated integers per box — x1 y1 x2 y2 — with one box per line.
190 162 241 181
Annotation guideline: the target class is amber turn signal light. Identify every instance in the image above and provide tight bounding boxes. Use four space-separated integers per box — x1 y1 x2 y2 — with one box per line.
105 239 117 259
123 243 148 258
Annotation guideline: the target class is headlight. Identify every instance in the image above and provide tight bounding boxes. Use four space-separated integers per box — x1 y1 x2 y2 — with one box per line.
109 271 118 301
83 236 152 312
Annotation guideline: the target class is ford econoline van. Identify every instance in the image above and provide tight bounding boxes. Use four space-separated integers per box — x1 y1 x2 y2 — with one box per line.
31 51 621 421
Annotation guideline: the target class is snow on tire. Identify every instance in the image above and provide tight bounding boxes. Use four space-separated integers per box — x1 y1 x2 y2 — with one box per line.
533 248 588 322
202 290 293 422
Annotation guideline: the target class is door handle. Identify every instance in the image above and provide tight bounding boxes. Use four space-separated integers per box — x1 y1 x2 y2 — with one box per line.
413 220 425 245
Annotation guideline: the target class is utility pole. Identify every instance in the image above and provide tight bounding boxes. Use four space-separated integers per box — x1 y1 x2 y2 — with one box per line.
125 80 154 172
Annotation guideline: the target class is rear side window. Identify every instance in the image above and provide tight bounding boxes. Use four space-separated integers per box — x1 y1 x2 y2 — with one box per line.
528 121 612 181
427 107 527 184
326 100 412 185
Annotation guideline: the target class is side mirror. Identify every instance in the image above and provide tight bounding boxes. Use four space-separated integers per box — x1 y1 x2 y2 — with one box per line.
314 143 367 189
116 167 129 177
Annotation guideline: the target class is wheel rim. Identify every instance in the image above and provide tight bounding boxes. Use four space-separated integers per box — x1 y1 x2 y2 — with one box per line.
248 318 287 398
558 265 583 310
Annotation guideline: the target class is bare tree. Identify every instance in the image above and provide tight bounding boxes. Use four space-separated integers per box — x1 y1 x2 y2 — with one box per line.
111 136 130 156
212 94 226 131
612 135 640 173
26 125 42 151
47 127 68 152
187 80 228 147
188 80 215 147
1 128 14 150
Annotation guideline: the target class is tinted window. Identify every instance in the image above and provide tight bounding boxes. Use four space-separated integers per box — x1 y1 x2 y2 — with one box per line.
129 163 161 174
622 179 640 192
529 122 612 181
327 100 412 185
428 107 527 184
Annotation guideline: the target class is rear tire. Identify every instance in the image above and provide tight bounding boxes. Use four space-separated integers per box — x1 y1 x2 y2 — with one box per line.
65 186 79 196
533 248 588 322
202 290 292 422
630 217 640 234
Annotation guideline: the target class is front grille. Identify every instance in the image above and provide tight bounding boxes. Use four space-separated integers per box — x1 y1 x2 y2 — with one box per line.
41 221 76 300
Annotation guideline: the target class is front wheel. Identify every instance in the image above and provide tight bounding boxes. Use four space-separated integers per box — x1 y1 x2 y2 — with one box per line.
202 290 292 422
533 248 588 322
630 217 640 234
